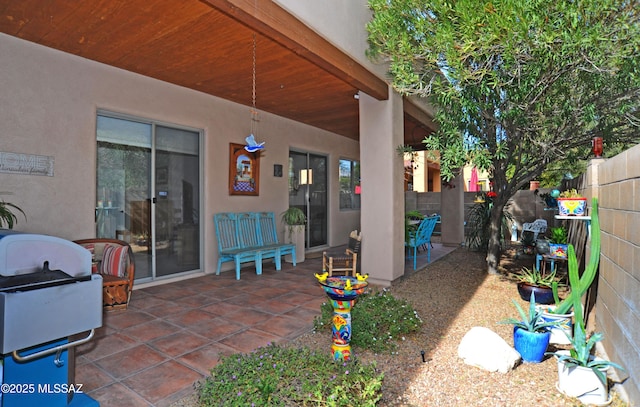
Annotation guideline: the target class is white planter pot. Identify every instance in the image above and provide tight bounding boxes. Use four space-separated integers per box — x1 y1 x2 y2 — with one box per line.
555 350 611 406
284 225 305 263
537 305 573 345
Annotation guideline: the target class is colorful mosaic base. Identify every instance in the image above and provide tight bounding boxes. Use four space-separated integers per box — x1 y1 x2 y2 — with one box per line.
331 343 351 362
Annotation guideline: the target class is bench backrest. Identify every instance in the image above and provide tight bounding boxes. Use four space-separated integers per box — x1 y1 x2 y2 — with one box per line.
256 212 280 246
237 212 262 248
214 213 241 251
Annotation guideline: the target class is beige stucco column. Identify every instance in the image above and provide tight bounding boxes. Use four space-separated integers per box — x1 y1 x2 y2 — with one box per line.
359 89 405 286
440 173 465 246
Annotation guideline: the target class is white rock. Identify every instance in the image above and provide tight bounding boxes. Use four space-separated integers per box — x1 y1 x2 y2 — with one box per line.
457 326 520 373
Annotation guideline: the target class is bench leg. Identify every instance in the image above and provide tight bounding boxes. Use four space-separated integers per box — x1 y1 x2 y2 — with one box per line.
291 247 297 267
255 253 263 275
274 249 282 271
235 258 241 280
216 260 223 275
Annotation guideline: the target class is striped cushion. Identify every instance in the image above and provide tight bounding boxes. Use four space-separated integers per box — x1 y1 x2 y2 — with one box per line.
101 244 128 278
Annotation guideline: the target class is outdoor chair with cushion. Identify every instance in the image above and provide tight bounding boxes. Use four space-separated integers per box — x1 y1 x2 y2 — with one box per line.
405 215 440 270
322 230 362 277
74 238 135 311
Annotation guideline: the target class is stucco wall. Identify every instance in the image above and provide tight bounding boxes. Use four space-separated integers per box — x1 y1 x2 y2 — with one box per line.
0 33 361 278
589 149 640 405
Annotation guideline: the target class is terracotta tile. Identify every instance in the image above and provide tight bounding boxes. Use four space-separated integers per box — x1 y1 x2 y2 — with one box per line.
95 345 167 379
188 317 245 340
225 308 273 326
76 332 138 361
177 342 237 375
178 293 220 308
103 310 156 330
149 331 210 358
254 315 310 338
144 301 189 317
166 309 217 328
122 319 181 342
257 297 299 314
121 360 202 405
200 301 245 316
87 382 150 407
75 362 114 392
225 292 269 307
218 328 282 353
284 306 321 324
129 295 170 310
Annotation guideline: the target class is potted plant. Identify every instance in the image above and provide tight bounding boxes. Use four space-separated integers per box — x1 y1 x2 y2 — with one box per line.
513 266 558 305
499 292 560 363
548 226 568 259
281 207 306 263
546 244 625 405
0 199 26 229
557 188 587 216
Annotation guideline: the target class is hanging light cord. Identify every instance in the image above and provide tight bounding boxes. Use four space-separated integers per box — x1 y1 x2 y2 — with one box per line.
251 32 258 136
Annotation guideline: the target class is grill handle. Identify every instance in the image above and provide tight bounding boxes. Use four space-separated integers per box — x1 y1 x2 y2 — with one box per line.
11 329 95 363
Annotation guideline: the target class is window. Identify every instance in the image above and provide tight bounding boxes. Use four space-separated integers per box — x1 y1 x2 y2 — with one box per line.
339 159 361 210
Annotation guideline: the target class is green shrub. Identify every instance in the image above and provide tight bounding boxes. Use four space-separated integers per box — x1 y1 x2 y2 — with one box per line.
313 289 423 353
197 343 383 406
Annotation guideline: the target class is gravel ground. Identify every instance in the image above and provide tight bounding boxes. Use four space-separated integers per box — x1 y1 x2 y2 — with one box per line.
173 247 628 407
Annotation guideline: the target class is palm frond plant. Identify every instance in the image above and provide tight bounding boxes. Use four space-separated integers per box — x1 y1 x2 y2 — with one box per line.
0 200 26 229
466 192 513 251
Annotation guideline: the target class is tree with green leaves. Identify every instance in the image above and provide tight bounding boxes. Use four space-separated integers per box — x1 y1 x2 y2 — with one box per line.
366 0 640 273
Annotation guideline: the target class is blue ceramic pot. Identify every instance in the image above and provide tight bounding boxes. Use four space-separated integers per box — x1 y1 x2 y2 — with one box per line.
513 326 551 363
517 282 555 305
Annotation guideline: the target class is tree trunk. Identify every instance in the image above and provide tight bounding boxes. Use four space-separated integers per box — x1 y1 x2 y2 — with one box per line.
485 200 506 274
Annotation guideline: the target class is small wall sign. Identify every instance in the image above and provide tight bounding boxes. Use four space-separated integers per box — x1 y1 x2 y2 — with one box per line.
0 151 54 176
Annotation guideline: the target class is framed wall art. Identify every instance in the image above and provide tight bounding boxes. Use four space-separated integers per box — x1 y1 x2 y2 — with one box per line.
228 143 260 196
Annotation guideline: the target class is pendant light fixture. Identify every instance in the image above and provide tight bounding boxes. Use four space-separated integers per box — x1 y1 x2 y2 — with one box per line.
245 32 265 153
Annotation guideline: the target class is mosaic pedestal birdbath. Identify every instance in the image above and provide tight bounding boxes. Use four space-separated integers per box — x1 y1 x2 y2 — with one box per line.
316 274 369 361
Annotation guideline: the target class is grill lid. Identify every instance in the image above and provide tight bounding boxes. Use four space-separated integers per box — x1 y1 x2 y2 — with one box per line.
0 260 91 293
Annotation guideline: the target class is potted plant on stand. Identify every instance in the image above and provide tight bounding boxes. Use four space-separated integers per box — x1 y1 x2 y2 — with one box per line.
500 292 560 363
541 198 602 345
557 188 587 216
0 199 26 229
281 207 306 263
548 226 568 259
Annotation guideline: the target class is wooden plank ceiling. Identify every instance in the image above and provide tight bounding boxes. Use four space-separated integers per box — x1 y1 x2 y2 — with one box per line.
0 0 435 144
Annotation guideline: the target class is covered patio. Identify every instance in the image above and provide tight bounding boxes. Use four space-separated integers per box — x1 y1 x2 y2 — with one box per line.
76 241 455 406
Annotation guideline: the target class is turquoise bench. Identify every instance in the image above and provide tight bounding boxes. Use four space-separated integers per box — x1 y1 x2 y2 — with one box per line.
214 212 296 280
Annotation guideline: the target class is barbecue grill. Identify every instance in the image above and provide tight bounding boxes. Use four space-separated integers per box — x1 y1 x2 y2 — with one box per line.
0 230 102 407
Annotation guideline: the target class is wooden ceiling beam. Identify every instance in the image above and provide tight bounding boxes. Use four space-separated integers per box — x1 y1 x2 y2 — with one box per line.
201 0 388 101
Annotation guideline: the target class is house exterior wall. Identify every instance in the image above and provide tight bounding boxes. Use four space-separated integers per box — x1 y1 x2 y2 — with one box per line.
588 149 640 405
0 33 361 279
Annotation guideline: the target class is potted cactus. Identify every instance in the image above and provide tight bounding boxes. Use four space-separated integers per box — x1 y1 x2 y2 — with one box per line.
546 235 625 404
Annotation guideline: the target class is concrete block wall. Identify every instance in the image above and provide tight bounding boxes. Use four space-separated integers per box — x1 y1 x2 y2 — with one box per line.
589 148 640 405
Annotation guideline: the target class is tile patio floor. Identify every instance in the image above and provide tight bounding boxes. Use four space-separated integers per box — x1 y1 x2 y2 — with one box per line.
76 241 456 406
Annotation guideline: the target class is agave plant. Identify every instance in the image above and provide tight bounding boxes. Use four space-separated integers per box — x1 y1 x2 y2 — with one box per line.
514 266 559 288
0 200 26 229
500 292 561 333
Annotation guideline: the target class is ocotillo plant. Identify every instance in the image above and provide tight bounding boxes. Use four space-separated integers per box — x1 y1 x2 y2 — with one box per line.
550 198 601 316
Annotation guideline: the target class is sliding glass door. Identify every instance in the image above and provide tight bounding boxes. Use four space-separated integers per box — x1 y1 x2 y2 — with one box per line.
96 113 201 281
288 151 327 248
